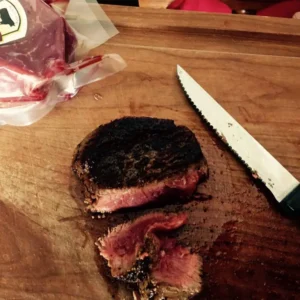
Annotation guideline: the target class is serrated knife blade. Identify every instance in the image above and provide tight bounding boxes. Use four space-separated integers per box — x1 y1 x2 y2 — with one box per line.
177 65 300 216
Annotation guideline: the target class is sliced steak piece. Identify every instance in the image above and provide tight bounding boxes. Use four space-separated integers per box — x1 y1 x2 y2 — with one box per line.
96 212 187 279
72 117 208 213
97 212 202 300
139 239 202 300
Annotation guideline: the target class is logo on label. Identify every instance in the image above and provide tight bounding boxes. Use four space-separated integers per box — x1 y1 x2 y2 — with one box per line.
0 0 27 45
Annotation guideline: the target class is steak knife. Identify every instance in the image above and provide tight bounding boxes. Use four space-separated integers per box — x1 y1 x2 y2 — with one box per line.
177 65 300 216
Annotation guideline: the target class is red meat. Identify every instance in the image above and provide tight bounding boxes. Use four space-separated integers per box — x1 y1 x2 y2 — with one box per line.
97 212 188 278
148 239 202 299
88 166 203 213
72 117 208 214
0 0 77 103
97 212 202 299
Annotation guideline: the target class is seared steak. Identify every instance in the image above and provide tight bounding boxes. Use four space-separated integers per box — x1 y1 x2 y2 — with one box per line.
140 239 202 300
72 117 208 213
97 212 202 300
97 212 187 278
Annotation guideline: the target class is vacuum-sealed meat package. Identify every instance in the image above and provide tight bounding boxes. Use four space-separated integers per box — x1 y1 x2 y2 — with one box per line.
0 0 126 126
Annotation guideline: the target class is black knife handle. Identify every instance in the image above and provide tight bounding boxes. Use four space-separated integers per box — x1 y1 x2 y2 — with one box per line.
281 184 300 217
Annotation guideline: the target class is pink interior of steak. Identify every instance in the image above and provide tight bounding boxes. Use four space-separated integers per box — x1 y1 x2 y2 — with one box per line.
97 213 187 277
89 166 202 213
151 238 202 293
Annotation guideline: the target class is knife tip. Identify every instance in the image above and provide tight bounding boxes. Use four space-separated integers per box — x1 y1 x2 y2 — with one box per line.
177 64 184 75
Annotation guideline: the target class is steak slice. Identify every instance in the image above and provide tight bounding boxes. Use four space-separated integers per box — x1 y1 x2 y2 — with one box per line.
97 212 202 300
72 117 208 213
97 212 187 278
139 239 202 300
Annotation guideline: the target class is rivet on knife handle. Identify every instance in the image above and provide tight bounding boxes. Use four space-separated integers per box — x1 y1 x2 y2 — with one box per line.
177 65 300 217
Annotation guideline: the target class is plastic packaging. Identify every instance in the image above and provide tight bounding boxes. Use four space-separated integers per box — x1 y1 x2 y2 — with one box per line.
0 0 126 126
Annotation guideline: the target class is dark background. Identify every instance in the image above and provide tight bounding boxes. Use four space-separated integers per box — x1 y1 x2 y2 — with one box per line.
98 0 138 6
97 1 283 11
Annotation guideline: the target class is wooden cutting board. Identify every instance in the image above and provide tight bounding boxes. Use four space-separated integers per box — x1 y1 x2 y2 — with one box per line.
1 5 300 300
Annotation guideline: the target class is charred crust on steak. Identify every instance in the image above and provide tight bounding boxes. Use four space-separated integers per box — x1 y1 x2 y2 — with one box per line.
119 257 151 284
72 117 205 189
138 281 157 300
97 212 202 299
120 233 161 284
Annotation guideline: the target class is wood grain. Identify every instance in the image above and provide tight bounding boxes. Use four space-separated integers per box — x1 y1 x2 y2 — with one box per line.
102 4 300 37
139 0 172 8
1 5 300 300
102 5 300 58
